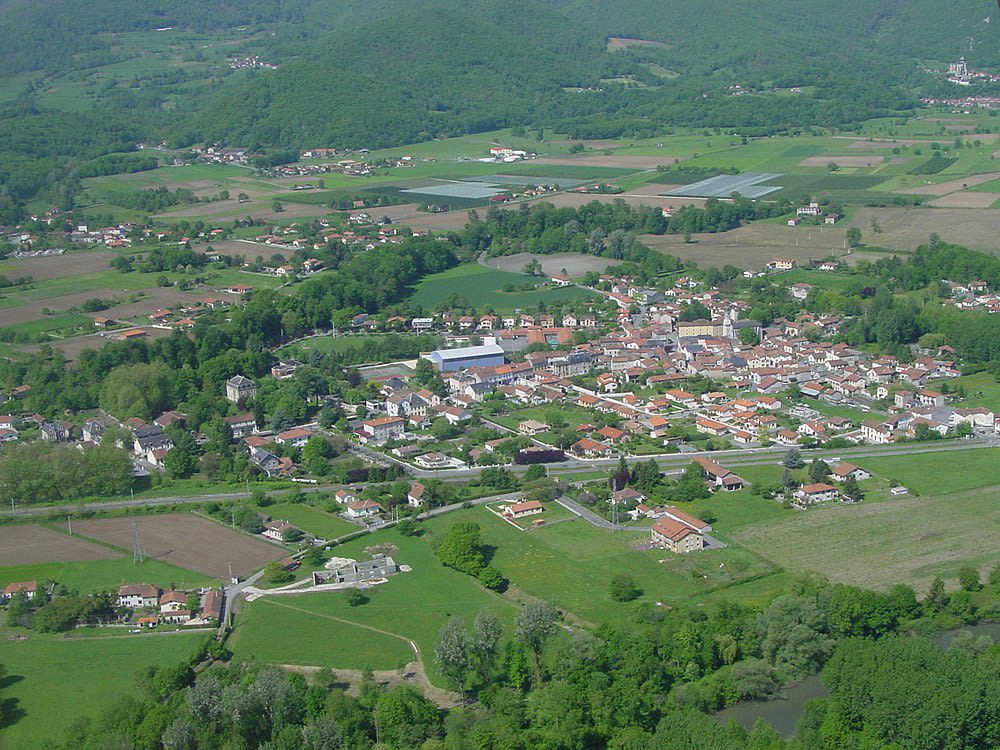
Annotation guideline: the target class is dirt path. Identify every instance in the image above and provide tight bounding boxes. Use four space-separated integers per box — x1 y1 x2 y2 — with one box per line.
281 663 459 708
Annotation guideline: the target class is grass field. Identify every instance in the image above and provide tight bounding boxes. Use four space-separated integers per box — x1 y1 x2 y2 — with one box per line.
777 268 860 292
733 485 1000 593
424 507 783 625
0 555 218 594
231 528 518 685
0 628 207 750
405 263 596 311
285 334 442 356
859 447 1000 496
932 372 1000 412
256 502 358 539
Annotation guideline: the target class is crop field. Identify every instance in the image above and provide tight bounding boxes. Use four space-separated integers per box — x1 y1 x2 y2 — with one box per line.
230 529 518 685
0 629 207 750
255 502 358 539
487 252 614 277
0 525 121 566
733 485 1000 593
405 263 597 311
663 172 784 199
71 513 286 579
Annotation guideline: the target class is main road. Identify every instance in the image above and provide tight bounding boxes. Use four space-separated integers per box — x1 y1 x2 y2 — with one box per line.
3 438 994 518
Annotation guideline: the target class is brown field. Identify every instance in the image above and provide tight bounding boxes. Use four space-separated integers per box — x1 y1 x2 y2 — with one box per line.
487 252 614 277
899 171 1000 196
157 199 328 221
887 157 912 165
606 37 669 52
846 206 1000 252
928 191 1000 208
72 513 286 578
20 326 176 361
553 139 628 150
533 155 682 169
640 222 851 269
842 135 999 147
945 124 978 132
0 251 113 282
799 155 883 168
204 240 292 260
0 525 122 566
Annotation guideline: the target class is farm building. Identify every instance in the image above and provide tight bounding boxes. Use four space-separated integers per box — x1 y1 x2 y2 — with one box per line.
424 343 505 372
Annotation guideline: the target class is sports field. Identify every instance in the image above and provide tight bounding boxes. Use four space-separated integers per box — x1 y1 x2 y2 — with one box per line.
733 485 1000 593
0 629 207 750
405 263 596 311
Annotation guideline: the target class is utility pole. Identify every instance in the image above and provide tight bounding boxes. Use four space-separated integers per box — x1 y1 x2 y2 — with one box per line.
67 515 73 535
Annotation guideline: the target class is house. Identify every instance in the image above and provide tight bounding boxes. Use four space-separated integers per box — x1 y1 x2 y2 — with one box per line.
789 283 813 301
795 483 838 506
597 425 627 444
201 590 223 620
692 457 746 491
572 438 614 458
407 482 426 507
861 421 893 445
831 462 871 483
263 519 294 542
503 500 543 519
660 506 713 534
118 584 161 609
695 417 729 437
824 213 841 225
276 427 312 447
162 610 193 624
271 360 302 379
225 375 257 403
611 487 645 505
519 419 548 436
2 581 37 601
346 499 382 519
0 427 18 445
334 489 357 505
551 274 571 287
650 517 704 554
360 416 405 442
225 413 258 439
767 258 797 271
159 590 189 612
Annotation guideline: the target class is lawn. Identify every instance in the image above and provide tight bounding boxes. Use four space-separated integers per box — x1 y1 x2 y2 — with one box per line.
0 629 207 750
733 485 1000 593
860 447 1000 495
423 507 780 625
256 502 358 539
778 268 860 292
230 528 518 686
405 263 596 312
0 556 217 594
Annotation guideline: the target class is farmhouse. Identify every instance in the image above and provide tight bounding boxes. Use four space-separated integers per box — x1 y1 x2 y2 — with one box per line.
2 581 37 601
159 590 189 612
503 500 544 519
650 516 704 554
262 519 294 542
118 583 161 609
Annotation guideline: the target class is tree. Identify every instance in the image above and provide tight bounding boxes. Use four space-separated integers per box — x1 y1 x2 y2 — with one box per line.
846 226 862 248
808 459 830 483
523 464 547 482
434 618 470 694
843 475 863 503
374 686 441 750
926 576 948 612
957 564 982 592
265 560 294 585
396 518 420 536
434 522 485 575
522 259 543 276
782 447 804 469
609 573 640 602
469 609 503 687
514 600 559 672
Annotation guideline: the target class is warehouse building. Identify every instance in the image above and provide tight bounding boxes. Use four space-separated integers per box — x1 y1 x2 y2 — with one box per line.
423 341 505 372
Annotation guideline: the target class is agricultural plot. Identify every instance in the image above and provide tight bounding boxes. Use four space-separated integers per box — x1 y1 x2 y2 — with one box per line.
231 529 517 685
254 502 358 539
859 447 1000 496
0 525 121 566
0 631 207 750
662 172 783 198
0 555 217 594
405 263 596 311
486 252 613 277
733 486 1000 593
71 513 286 579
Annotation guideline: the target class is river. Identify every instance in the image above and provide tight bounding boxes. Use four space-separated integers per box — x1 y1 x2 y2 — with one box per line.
714 622 1000 737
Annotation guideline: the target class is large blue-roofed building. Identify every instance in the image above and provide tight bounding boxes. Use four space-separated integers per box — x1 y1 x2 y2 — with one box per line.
424 342 505 372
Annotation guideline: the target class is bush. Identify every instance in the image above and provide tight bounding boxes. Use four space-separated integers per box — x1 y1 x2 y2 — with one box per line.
609 573 640 602
264 560 294 585
344 588 367 606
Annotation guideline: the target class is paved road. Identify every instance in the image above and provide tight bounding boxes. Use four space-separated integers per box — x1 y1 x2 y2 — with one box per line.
4 439 993 519
556 495 645 532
